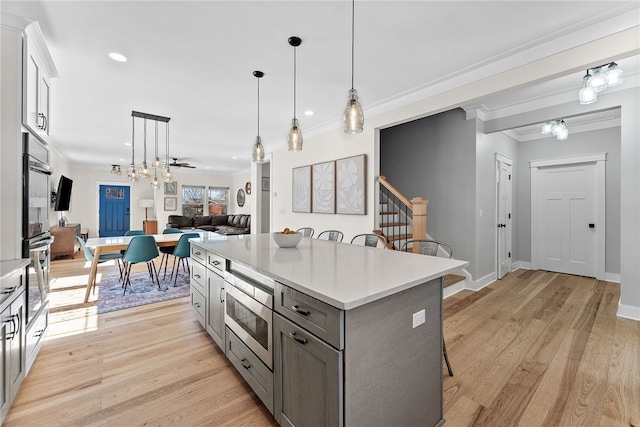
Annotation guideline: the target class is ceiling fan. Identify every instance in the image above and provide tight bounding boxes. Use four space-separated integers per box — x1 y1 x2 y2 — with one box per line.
169 158 196 168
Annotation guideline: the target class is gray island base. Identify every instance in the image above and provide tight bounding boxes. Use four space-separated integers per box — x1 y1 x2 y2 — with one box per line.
189 233 468 427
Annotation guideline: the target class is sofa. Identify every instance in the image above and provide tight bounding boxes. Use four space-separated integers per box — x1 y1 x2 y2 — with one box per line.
167 214 251 235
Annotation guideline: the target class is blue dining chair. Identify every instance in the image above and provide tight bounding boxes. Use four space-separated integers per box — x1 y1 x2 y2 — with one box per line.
170 233 200 286
76 236 123 294
120 229 147 270
121 235 160 295
158 228 182 278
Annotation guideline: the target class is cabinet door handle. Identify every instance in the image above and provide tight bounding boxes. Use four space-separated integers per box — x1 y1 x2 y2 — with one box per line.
194 303 201 308
240 358 251 370
292 305 310 316
220 287 225 303
1 286 16 295
194 251 202 256
194 274 201 279
211 260 220 266
37 113 48 130
290 331 308 345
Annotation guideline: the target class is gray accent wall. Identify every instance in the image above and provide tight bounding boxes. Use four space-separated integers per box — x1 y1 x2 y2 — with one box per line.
516 126 621 275
380 108 477 275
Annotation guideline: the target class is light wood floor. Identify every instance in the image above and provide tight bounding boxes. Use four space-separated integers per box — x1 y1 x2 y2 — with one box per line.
5 257 639 426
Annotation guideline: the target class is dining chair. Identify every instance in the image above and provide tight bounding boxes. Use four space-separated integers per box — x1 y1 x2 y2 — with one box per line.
121 235 161 295
296 227 315 238
76 236 123 294
400 239 454 377
170 233 200 286
119 229 147 270
317 230 344 242
350 233 387 248
158 228 182 278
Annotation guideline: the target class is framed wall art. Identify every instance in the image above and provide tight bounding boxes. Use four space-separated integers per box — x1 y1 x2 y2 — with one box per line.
312 161 335 214
336 154 366 215
164 181 177 195
292 165 311 213
164 197 177 211
262 177 270 191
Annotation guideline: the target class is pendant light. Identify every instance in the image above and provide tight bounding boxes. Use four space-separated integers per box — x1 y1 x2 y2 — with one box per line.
139 118 150 178
343 0 364 134
252 70 265 163
163 121 172 182
128 116 139 182
287 36 303 152
152 121 162 168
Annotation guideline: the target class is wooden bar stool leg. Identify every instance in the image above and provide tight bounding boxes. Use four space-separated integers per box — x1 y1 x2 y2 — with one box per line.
443 338 453 377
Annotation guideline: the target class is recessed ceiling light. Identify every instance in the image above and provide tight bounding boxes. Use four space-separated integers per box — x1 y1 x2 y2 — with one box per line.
124 142 131 146
232 156 237 159
109 52 127 62
304 110 314 116
119 158 125 162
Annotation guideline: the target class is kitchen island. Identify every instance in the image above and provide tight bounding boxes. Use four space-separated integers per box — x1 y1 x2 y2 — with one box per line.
190 233 468 427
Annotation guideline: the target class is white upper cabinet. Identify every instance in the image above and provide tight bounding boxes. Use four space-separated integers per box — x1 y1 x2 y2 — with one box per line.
22 20 58 140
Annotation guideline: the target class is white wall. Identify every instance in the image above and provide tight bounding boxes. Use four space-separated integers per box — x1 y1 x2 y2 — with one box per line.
270 126 377 243
65 167 233 237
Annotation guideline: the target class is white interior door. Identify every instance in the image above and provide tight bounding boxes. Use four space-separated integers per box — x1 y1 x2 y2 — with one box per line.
536 163 597 277
496 156 512 279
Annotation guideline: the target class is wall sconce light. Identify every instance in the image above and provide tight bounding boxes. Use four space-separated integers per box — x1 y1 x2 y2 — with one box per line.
110 164 122 175
542 120 568 140
578 61 623 105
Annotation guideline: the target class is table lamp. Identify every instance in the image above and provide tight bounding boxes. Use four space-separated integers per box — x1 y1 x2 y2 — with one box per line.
139 199 154 220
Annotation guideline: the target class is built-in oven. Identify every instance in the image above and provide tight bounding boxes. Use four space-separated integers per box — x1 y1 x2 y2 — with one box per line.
224 262 274 370
22 132 52 240
22 131 53 326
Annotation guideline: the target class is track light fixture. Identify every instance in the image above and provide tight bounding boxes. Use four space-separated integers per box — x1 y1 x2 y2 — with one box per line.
541 119 568 140
578 62 623 105
252 71 265 163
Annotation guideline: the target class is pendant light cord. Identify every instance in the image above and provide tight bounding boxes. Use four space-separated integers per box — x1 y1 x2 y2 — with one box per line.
293 46 297 120
131 116 135 164
351 0 355 90
257 77 260 135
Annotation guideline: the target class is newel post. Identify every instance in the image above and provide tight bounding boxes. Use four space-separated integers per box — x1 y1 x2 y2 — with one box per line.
411 197 428 245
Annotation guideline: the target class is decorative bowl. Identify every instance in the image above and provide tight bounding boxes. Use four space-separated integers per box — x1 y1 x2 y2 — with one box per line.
272 232 302 248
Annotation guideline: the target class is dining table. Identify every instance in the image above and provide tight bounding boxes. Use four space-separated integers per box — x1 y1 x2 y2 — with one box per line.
83 231 203 303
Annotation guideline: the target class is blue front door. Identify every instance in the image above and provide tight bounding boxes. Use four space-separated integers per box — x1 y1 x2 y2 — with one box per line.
99 185 130 237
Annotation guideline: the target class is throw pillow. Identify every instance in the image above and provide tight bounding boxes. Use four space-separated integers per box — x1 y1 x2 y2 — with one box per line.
210 215 228 226
194 216 211 227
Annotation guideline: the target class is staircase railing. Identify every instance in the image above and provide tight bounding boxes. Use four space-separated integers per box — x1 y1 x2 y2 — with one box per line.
377 174 427 249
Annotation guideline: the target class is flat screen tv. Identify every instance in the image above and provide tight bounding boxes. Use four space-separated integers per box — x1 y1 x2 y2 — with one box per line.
54 175 73 211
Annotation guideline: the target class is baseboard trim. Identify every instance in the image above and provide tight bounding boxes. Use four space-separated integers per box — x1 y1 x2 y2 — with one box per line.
617 300 640 321
512 261 531 270
604 272 621 283
468 272 496 291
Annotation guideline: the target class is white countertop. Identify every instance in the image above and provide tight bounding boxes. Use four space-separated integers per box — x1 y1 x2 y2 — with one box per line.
192 233 468 310
0 259 30 281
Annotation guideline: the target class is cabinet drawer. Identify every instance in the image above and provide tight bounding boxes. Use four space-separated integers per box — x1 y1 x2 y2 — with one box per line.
0 268 25 307
191 245 206 263
190 287 205 326
26 305 48 374
226 327 273 414
190 261 206 295
274 282 344 350
207 253 225 272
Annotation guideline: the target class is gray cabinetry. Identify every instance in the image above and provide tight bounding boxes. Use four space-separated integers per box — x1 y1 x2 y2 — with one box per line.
205 266 225 349
0 261 28 425
273 313 342 427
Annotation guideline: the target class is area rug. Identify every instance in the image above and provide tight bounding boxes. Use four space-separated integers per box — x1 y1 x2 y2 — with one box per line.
97 270 190 314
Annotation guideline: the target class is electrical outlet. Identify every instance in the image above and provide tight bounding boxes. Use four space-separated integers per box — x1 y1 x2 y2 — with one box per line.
412 309 426 328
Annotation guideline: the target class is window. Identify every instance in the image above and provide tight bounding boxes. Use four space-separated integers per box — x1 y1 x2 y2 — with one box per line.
182 185 205 216
208 187 229 215
181 185 229 216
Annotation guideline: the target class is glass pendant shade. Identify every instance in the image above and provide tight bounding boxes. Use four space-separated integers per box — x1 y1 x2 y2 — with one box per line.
151 173 159 189
140 161 150 178
252 136 265 163
551 120 565 136
288 118 303 151
541 121 554 134
344 89 364 133
588 67 608 92
152 157 162 168
163 166 172 182
578 75 597 105
556 127 569 140
606 62 623 86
